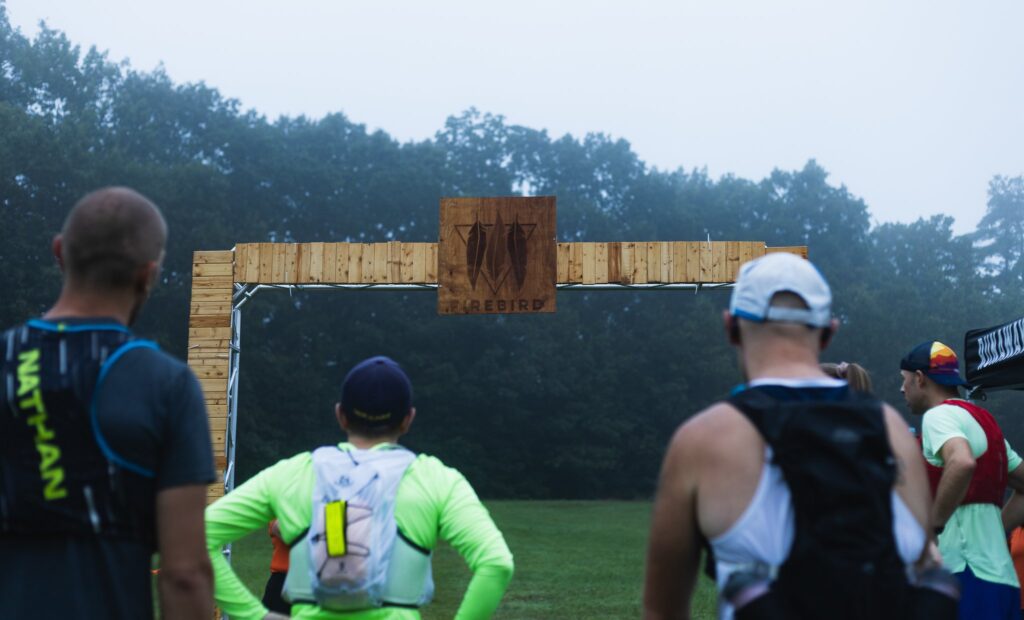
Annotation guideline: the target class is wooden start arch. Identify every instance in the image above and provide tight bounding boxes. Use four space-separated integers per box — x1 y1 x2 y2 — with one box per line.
185 198 807 504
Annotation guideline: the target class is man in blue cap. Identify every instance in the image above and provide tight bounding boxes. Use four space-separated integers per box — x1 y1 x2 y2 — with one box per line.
205 355 514 619
901 340 1024 619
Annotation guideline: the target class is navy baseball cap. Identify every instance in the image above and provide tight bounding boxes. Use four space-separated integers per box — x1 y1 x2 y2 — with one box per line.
341 356 413 430
900 341 967 387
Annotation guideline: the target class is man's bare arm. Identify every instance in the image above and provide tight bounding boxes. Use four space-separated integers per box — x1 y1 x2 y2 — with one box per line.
881 405 937 567
932 437 975 529
644 426 702 620
882 406 931 531
156 484 214 620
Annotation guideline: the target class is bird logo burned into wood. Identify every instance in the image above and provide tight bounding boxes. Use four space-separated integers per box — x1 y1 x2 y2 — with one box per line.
456 211 535 295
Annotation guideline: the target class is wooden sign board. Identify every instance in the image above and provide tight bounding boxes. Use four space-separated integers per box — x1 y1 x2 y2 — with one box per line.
438 196 557 315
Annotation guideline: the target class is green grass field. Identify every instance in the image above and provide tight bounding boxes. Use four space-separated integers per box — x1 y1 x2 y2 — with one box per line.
228 500 718 619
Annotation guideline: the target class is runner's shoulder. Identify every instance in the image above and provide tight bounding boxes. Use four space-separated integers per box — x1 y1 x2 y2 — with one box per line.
106 343 196 389
410 452 461 479
921 402 971 429
403 452 477 498
669 401 758 457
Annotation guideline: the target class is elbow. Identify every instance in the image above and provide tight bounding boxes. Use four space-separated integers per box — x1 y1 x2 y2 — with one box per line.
946 455 976 478
958 458 977 478
493 557 515 585
158 557 214 597
478 555 515 586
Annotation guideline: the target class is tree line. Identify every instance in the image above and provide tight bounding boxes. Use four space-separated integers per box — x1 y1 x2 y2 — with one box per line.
3 8 1023 497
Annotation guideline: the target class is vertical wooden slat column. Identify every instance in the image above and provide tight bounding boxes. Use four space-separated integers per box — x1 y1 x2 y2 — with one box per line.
187 250 234 504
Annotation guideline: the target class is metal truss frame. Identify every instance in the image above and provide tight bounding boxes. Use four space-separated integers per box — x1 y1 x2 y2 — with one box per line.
221 281 735 498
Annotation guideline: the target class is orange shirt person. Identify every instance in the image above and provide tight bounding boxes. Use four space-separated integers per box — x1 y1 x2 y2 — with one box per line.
262 519 290 614
1011 528 1024 616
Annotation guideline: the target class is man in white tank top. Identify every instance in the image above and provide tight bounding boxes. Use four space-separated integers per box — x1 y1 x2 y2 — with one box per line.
642 253 936 619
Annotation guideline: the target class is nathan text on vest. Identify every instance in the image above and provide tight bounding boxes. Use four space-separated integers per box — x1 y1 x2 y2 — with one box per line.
16 348 67 500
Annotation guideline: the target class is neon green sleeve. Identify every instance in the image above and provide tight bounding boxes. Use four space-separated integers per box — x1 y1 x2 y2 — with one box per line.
436 471 514 619
921 405 966 466
205 459 295 620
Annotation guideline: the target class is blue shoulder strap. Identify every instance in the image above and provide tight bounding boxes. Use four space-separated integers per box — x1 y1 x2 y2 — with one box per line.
90 340 160 478
27 318 131 334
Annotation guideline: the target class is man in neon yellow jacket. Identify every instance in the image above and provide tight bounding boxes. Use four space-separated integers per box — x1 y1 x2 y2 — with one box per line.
205 356 514 619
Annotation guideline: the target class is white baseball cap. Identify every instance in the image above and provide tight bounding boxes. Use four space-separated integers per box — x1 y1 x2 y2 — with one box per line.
729 253 832 328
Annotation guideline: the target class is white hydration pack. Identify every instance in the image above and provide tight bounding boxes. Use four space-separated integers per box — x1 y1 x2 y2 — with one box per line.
282 445 435 611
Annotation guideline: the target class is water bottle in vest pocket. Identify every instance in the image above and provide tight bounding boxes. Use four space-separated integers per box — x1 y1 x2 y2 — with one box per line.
304 446 416 611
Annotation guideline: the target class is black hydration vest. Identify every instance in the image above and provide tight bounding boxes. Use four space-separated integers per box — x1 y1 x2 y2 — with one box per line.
0 320 158 547
723 386 956 620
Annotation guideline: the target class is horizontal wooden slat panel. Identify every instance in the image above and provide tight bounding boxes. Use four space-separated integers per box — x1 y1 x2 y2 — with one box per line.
193 365 229 379
206 404 227 417
189 357 228 368
190 303 232 316
218 242 452 284
193 250 233 264
199 377 228 392
189 291 232 304
193 262 233 278
189 314 231 328
195 242 803 289
192 276 234 288
187 339 231 350
189 327 231 340
187 350 230 360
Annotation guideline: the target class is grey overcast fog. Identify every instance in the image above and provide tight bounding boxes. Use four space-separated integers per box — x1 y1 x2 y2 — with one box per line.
9 0 1023 235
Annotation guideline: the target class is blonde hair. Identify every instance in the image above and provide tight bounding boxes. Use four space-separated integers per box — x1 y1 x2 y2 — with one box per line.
821 362 873 394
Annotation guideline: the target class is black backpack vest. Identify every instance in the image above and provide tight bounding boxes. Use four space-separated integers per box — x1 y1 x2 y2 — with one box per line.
723 386 920 619
0 320 157 547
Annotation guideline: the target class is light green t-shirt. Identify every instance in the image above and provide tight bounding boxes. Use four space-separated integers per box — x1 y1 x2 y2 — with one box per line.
205 443 514 620
921 401 1022 587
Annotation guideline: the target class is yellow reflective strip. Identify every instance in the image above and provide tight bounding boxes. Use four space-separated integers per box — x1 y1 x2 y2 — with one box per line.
325 500 347 556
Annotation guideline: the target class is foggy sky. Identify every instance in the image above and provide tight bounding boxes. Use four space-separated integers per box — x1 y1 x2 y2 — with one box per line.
8 0 1024 235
